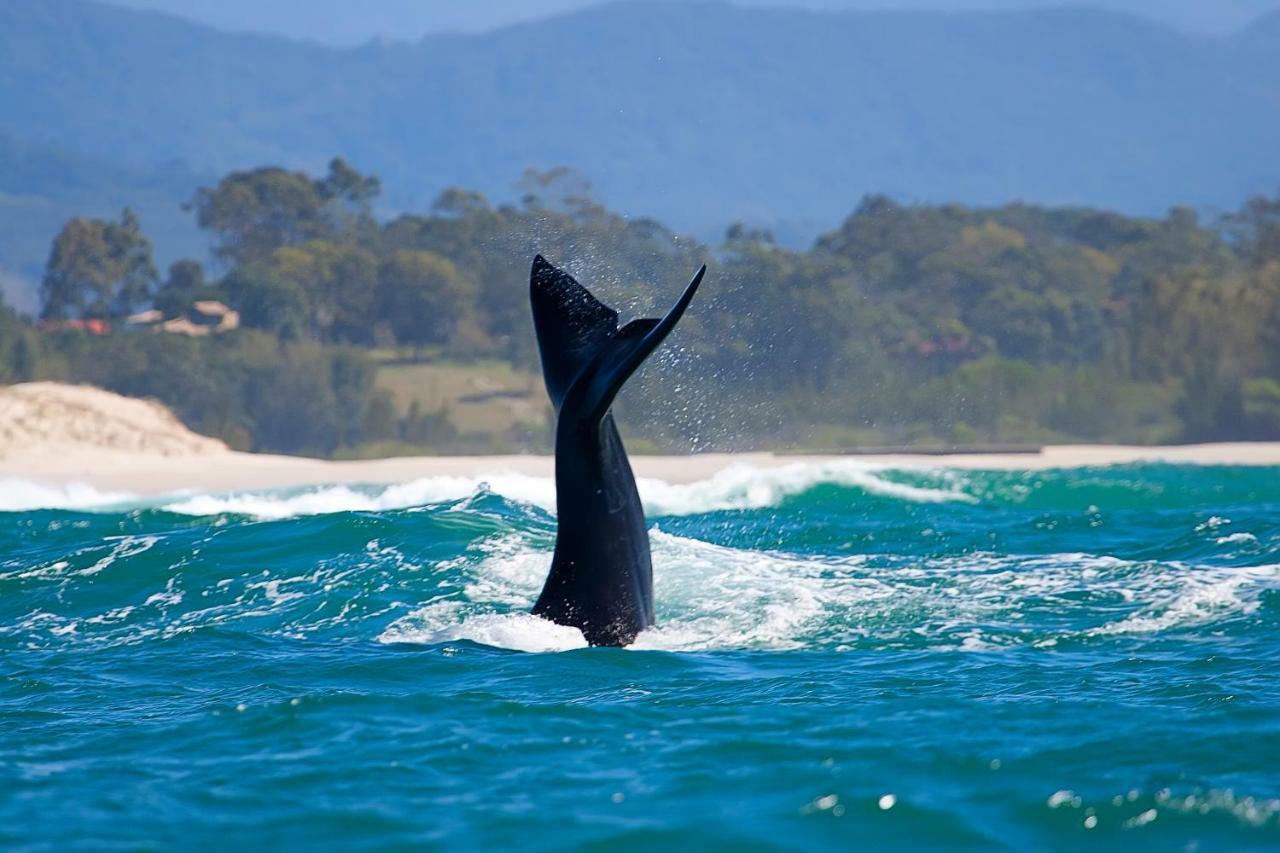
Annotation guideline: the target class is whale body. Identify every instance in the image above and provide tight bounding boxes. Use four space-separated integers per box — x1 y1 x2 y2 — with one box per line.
529 255 705 646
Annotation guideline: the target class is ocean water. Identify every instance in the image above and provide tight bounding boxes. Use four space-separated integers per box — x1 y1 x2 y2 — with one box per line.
2 462 1279 850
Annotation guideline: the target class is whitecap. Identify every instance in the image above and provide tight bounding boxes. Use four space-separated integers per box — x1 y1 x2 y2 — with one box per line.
156 460 971 520
637 461 973 516
380 611 588 653
1088 564 1279 636
1 460 974 520
379 529 1280 653
380 529 890 652
160 474 557 519
0 478 137 512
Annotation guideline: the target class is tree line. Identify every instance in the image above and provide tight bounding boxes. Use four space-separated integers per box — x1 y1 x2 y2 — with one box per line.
3 158 1279 455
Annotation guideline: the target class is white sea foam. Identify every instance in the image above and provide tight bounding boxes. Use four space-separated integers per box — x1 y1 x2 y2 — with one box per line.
382 611 590 653
155 461 970 520
1088 564 1279 636
1 460 973 517
13 519 1277 653
378 530 1280 653
158 474 556 519
4 534 161 582
382 530 900 652
630 530 864 650
0 478 137 512
636 461 972 516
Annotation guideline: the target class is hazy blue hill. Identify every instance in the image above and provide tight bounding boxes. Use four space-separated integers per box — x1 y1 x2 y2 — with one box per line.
0 0 337 169
99 0 1280 43
0 132 207 312
1239 7 1280 42
1 0 1279 305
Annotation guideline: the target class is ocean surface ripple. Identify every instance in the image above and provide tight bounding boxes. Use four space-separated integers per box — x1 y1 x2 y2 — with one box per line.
3 462 1279 849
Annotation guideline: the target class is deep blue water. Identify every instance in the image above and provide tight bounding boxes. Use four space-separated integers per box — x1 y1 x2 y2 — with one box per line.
2 462 1279 849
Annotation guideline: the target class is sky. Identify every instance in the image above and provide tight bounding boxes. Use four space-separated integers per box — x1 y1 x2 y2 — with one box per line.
101 0 1280 44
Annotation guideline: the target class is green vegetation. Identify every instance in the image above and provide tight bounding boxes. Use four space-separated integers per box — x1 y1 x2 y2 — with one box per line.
40 208 156 321
373 359 544 446
2 0 1279 260
4 158 1280 456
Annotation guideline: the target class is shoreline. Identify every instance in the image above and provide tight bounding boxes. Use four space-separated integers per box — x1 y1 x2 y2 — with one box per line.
4 442 1280 496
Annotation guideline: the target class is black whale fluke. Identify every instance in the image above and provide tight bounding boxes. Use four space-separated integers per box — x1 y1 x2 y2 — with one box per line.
529 255 706 646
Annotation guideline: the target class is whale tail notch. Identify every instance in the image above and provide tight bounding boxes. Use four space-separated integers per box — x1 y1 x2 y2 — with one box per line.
530 255 705 425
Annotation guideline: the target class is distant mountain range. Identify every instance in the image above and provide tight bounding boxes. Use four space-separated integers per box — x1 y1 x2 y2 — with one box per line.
100 0 1280 42
0 132 209 312
2 0 1279 309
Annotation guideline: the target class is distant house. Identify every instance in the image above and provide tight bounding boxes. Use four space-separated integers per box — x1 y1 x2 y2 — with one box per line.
38 318 110 335
125 309 164 326
191 301 240 333
125 301 240 337
158 317 211 337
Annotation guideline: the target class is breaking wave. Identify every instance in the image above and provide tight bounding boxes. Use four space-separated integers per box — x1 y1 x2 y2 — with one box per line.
0 460 972 518
0 477 137 512
378 530 1280 653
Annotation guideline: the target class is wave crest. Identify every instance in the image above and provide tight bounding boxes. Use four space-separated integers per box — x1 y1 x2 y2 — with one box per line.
377 530 1280 653
0 460 973 518
0 478 136 512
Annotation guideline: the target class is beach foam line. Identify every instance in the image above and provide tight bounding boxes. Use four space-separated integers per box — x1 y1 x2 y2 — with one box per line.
0 478 138 512
0 460 972 517
158 475 554 519
638 461 972 514
158 461 971 519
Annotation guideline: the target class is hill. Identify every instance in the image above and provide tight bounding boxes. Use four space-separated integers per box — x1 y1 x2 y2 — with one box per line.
1 0 1279 304
97 0 1280 42
0 133 207 311
0 381 227 460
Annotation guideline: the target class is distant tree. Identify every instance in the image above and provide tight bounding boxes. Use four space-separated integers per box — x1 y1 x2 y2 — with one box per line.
432 188 490 218
265 240 380 343
221 265 309 340
191 158 381 267
1224 190 1280 266
40 209 156 320
361 389 399 443
515 166 601 220
725 221 775 244
377 250 475 353
1178 356 1245 442
317 157 381 236
1243 378 1280 439
318 157 380 205
0 304 39 382
191 167 323 267
153 259 206 316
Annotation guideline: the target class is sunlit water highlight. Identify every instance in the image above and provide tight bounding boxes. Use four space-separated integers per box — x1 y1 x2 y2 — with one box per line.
3 462 1278 848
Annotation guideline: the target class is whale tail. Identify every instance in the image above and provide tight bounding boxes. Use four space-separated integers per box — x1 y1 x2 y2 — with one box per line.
530 255 705 425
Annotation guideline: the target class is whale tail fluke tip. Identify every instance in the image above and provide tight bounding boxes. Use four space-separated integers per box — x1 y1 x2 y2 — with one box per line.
530 255 704 424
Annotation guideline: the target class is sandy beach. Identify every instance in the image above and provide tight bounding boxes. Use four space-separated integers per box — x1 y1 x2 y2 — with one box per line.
4 382 1280 495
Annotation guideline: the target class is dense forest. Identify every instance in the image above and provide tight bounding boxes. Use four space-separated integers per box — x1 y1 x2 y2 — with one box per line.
2 158 1278 456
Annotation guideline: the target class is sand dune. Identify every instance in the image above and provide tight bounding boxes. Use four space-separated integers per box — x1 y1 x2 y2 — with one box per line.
2 382 1279 496
0 382 227 461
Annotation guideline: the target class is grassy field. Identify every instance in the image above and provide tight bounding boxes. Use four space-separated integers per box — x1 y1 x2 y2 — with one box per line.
373 357 548 442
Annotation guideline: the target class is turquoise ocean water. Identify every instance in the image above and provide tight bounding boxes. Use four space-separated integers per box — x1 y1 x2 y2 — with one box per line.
2 462 1278 849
